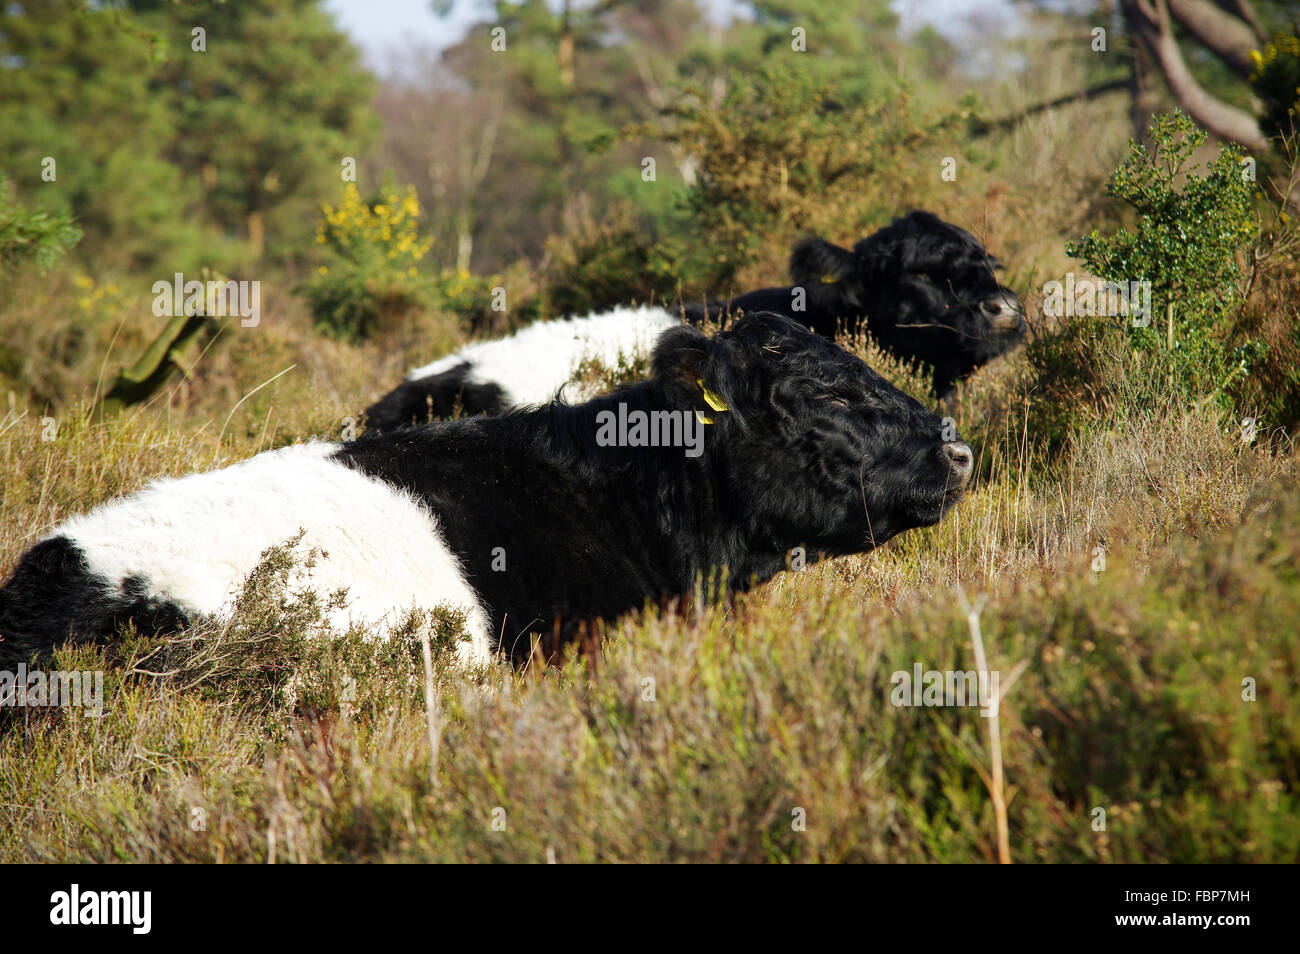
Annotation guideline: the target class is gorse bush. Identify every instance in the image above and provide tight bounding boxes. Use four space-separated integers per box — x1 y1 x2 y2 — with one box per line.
426 267 514 334
315 183 431 268
542 62 974 317
1067 111 1259 403
1250 34 1300 143
645 65 956 286
542 204 692 316
299 183 433 340
300 183 510 340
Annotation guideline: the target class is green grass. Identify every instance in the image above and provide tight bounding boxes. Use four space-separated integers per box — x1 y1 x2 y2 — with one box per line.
0 303 1297 861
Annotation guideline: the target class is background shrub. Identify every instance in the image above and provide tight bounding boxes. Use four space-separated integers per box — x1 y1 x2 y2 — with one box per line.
1066 110 1258 404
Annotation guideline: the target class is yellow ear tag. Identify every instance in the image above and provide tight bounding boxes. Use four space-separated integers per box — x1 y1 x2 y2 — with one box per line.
696 379 730 412
695 410 714 425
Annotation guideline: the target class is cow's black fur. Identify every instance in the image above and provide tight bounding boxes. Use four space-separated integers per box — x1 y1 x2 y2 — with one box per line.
0 536 187 671
686 211 1026 396
363 361 508 426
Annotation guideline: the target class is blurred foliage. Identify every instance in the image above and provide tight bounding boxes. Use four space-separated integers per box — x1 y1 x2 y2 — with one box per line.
1225 243 1300 432
0 178 81 273
414 0 952 281
0 1 214 271
643 65 973 286
0 0 374 270
135 0 377 260
542 204 693 315
428 0 709 271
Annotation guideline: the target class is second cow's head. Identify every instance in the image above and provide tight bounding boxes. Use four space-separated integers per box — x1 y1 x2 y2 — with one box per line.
791 210 1026 391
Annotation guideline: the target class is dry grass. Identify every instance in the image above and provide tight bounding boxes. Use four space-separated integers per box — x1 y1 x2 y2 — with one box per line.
3 93 1299 859
0 257 1297 863
3 445 1297 862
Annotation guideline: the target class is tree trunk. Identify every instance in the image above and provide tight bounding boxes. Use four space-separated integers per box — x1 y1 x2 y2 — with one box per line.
558 3 575 90
1129 25 1164 146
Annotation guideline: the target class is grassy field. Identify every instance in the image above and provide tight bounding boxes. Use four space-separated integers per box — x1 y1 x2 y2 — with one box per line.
1 288 1296 863
6 0 1300 871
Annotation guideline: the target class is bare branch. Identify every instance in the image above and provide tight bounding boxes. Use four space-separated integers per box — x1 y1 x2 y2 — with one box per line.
1167 0 1261 78
1233 0 1269 44
1122 0 1269 152
977 78 1130 135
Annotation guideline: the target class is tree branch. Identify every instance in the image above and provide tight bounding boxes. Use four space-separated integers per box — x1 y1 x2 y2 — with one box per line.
1232 0 1268 44
1122 0 1268 152
977 78 1131 135
1167 0 1260 78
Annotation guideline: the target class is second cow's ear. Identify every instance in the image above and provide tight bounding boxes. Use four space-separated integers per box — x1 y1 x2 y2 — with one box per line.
790 238 855 288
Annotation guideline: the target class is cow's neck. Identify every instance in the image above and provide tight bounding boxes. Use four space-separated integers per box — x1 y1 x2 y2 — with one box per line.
532 382 788 593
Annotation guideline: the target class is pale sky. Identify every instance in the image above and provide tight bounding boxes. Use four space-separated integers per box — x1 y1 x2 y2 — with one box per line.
322 0 1027 72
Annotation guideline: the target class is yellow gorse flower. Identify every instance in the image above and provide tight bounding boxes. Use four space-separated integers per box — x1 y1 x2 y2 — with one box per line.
1251 35 1300 80
314 183 432 269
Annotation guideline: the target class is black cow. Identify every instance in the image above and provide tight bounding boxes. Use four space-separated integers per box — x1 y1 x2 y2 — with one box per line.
687 211 1026 396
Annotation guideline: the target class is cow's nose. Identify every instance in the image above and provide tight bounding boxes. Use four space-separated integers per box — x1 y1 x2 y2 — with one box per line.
942 442 973 485
982 292 1024 330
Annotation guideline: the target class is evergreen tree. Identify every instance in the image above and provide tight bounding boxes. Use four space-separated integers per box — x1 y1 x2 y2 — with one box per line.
0 1 212 270
132 0 378 260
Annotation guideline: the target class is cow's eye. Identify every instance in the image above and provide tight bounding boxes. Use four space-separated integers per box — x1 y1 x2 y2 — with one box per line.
813 392 849 408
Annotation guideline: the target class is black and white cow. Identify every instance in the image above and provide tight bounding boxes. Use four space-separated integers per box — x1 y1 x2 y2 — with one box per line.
363 211 1024 430
0 313 972 670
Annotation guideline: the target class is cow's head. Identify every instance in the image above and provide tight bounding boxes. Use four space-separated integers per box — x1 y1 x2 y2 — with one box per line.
791 211 1026 392
653 311 971 555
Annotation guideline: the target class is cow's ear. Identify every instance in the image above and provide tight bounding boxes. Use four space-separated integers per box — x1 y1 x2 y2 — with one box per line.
652 325 734 417
790 238 855 287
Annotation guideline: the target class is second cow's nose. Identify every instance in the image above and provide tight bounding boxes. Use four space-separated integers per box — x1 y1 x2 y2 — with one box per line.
983 292 1025 330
